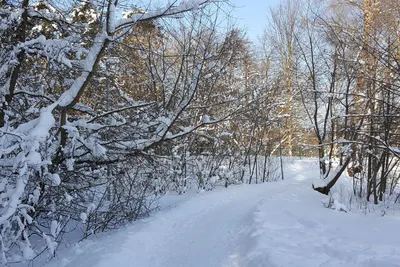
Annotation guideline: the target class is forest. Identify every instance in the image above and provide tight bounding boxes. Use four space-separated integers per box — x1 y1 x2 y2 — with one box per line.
1 0 400 265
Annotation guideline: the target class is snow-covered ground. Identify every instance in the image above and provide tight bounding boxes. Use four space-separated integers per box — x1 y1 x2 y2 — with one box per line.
41 158 400 267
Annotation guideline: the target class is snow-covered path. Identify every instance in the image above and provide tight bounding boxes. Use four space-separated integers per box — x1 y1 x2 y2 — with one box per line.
44 159 400 267
49 180 291 267
138 185 275 267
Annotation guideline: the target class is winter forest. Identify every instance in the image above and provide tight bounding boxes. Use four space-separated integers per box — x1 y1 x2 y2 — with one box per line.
1 0 400 266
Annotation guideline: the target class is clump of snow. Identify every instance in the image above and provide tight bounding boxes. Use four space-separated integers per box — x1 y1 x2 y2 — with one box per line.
80 213 87 223
29 108 55 142
332 198 348 212
26 151 42 166
91 143 106 157
49 173 61 186
43 233 57 256
209 175 219 184
20 209 33 224
312 178 327 188
65 158 75 171
203 115 210 123
51 220 59 237
0 180 5 192
217 132 232 137
86 203 96 214
65 193 73 202
21 244 35 261
29 188 40 205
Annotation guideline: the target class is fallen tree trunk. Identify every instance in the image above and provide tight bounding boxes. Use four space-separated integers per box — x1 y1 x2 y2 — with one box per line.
313 157 351 195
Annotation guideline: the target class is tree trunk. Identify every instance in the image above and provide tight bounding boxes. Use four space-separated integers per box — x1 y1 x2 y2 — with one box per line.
313 157 350 195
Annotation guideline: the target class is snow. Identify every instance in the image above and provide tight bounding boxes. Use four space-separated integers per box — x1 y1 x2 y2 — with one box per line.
20 107 55 142
65 158 75 171
51 220 59 237
69 120 104 131
80 213 87 223
26 151 42 165
85 140 106 157
203 114 210 123
43 233 56 256
218 131 233 137
65 193 73 202
21 244 35 261
29 188 40 204
20 209 33 224
114 0 208 31
42 159 400 267
57 34 107 107
50 173 61 186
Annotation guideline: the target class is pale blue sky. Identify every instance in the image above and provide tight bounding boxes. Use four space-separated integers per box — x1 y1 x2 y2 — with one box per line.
154 0 280 42
229 0 280 41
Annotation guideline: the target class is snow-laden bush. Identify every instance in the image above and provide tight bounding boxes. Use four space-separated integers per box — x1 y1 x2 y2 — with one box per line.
0 0 231 264
0 0 283 264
